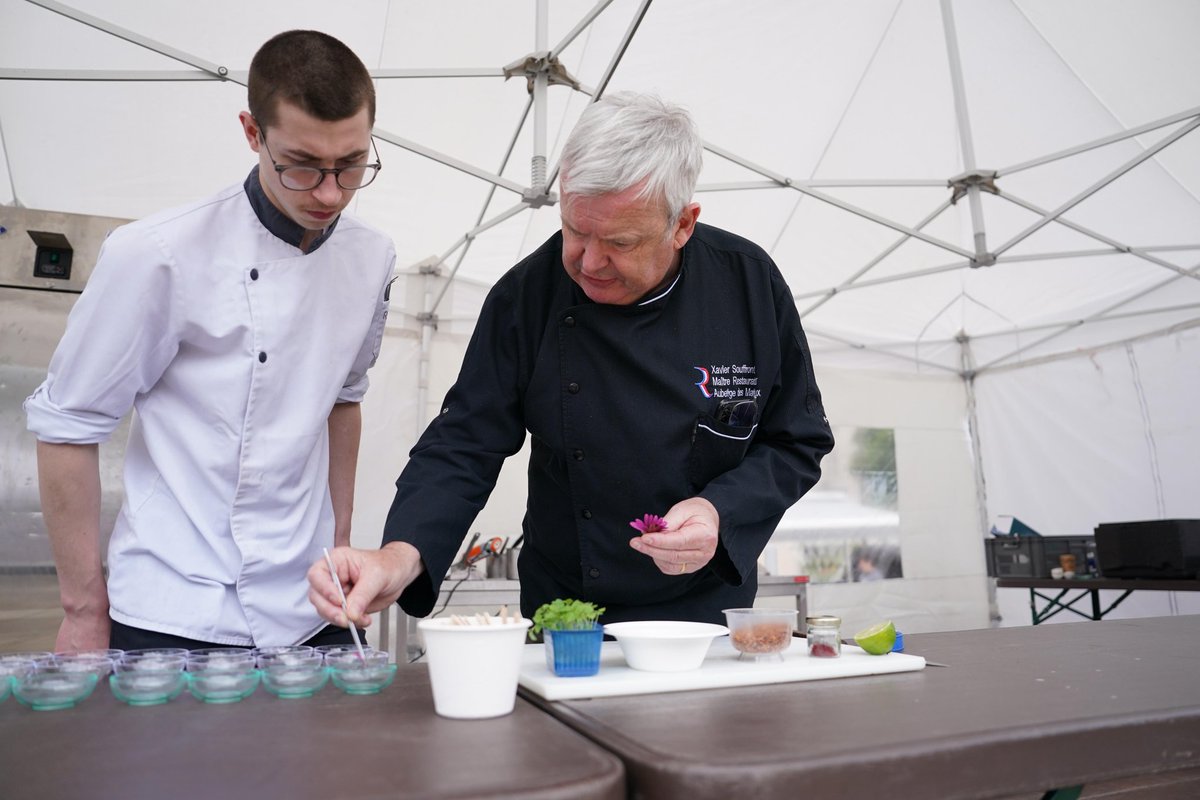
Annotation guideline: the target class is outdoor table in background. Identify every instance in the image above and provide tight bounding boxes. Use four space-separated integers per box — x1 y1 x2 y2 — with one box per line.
521 615 1200 800
0 662 624 800
997 576 1200 625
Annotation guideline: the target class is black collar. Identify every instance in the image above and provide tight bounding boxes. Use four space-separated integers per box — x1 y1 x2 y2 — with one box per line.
243 165 339 253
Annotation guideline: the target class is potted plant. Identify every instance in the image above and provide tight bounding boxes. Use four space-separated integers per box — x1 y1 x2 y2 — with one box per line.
530 598 606 677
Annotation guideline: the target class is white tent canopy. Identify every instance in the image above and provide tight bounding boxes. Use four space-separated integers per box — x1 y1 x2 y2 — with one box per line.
3 0 1198 631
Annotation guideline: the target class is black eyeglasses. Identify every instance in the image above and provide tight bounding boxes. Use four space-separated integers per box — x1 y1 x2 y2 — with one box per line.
258 126 382 191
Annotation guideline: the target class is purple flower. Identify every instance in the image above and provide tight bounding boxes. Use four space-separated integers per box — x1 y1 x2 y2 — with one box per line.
630 514 668 533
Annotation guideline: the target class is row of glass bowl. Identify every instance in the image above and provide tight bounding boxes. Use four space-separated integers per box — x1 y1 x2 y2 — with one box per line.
0 645 397 710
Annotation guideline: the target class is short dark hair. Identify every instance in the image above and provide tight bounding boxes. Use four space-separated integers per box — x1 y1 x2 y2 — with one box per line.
248 30 375 128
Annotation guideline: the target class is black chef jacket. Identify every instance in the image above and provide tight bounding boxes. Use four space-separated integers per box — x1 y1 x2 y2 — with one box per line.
384 223 834 624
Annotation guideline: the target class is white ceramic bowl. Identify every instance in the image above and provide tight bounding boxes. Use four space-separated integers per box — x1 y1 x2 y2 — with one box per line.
603 621 728 672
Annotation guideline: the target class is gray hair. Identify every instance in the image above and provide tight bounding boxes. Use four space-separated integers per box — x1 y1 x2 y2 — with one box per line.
558 91 703 220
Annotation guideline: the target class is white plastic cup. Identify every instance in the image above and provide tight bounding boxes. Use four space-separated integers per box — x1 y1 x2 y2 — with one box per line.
417 617 532 719
1051 566 1064 579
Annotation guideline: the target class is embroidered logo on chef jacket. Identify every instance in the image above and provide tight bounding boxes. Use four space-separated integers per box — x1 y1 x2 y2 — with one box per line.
699 363 762 400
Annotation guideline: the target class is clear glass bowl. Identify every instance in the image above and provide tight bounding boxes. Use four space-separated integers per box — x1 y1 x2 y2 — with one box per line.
315 643 376 662
722 608 798 662
110 662 188 706
13 667 99 711
327 652 397 695
252 645 315 668
120 653 188 672
0 657 39 702
187 665 261 704
55 652 119 677
187 652 256 672
259 654 328 698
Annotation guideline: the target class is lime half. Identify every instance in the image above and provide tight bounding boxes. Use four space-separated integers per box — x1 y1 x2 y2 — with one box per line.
854 620 896 655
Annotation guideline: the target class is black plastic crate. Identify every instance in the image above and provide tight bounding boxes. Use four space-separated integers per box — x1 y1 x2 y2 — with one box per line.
986 536 1097 578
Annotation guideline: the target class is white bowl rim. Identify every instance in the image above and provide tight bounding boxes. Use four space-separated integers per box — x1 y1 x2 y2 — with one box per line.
417 617 532 631
603 621 729 640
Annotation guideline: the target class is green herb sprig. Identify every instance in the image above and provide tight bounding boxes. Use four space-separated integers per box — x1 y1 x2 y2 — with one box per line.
529 598 605 640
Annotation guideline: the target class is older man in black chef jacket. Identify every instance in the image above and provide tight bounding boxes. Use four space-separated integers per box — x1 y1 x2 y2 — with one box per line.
310 92 835 629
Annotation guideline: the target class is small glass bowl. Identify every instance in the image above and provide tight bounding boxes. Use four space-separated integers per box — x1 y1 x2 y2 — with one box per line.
251 645 315 668
0 651 55 668
314 643 376 662
120 653 188 672
327 651 397 695
187 652 256 672
1 658 39 703
110 660 188 706
13 667 99 711
122 647 189 660
259 653 328 698
189 647 251 661
55 652 119 677
722 608 798 662
187 663 261 704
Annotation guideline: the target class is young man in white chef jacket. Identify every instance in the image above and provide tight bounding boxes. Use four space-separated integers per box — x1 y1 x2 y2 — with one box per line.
25 30 396 652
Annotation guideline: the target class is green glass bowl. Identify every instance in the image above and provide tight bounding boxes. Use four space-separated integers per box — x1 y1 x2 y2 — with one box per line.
14 669 99 711
109 669 188 706
328 652 397 695
187 667 261 704
260 657 329 699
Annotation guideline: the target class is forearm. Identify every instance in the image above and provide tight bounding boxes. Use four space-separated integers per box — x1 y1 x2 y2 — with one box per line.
327 402 362 547
36 441 108 617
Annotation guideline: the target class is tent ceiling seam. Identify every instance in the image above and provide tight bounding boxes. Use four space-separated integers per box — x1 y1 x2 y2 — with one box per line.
769 0 905 256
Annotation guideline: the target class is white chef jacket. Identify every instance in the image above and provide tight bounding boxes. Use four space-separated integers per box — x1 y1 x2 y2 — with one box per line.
24 175 396 646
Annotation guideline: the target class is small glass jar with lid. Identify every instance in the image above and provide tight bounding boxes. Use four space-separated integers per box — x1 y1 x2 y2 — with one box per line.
805 615 841 658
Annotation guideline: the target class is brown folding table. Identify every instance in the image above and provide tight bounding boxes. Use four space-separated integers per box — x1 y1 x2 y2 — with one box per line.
0 661 624 800
522 614 1200 799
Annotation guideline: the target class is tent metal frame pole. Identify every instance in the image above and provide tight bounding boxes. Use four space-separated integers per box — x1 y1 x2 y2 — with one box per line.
547 0 653 190
24 0 230 77
993 117 1200 258
799 198 954 315
371 126 528 195
977 256 1200 371
550 0 618 58
0 68 244 81
794 257 972 300
940 0 990 265
427 99 534 316
806 299 1200 352
999 106 1200 178
531 0 550 194
998 191 1200 282
703 140 974 259
802 327 961 375
696 179 947 191
980 317 1200 375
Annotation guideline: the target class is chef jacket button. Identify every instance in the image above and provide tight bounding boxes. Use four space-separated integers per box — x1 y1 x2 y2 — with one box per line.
250 268 259 281
568 382 580 394
258 351 267 363
572 449 584 461
588 567 600 579
581 508 592 519
563 315 576 327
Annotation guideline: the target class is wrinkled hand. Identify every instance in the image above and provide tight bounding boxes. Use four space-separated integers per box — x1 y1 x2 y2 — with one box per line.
629 496 719 576
307 542 423 629
56 608 111 653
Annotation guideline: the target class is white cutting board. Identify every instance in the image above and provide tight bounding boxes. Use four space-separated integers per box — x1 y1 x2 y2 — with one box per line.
518 638 925 701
